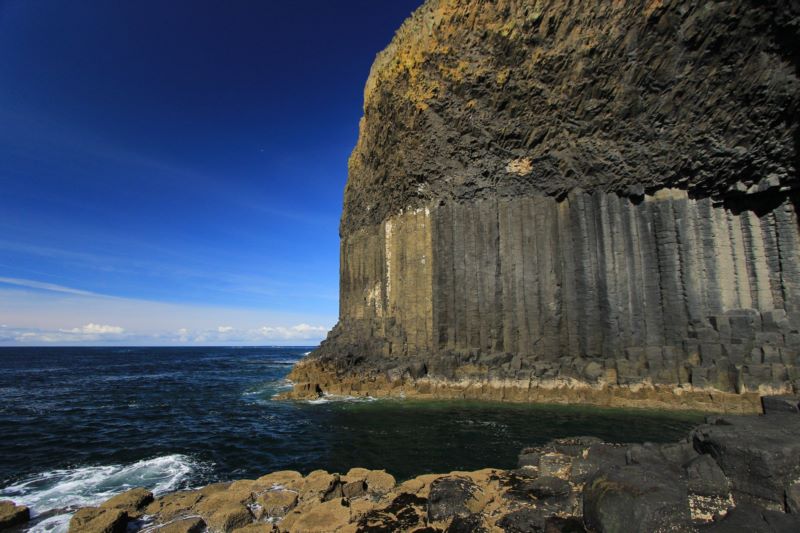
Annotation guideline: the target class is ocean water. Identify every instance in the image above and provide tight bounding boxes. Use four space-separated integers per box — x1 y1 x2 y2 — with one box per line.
0 347 704 531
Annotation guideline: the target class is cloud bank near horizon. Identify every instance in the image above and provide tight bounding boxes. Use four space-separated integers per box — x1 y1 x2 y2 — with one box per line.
1 322 329 345
0 280 334 346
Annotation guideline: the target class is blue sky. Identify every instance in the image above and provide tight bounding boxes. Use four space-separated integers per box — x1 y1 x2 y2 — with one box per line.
0 0 421 345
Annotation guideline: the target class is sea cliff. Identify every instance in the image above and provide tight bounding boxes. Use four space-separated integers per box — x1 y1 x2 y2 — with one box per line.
283 0 800 410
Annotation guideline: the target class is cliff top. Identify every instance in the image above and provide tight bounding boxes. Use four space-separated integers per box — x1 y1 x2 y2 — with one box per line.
343 0 799 235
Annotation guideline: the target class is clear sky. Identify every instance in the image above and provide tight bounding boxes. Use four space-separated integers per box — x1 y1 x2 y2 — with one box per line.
0 0 422 346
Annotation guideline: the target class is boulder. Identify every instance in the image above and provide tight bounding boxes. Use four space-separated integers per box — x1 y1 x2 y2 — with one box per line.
195 488 254 533
427 476 482 523
0 500 30 530
254 489 297 518
685 455 730 498
497 508 545 532
446 513 489 532
300 470 339 500
99 487 154 518
288 498 350 533
692 414 800 509
342 480 367 499
145 491 202 521
204 504 253 533
705 504 800 533
253 470 303 491
583 465 690 533
538 454 572 479
761 396 800 414
364 470 395 495
357 493 428 532
345 467 370 480
68 507 127 533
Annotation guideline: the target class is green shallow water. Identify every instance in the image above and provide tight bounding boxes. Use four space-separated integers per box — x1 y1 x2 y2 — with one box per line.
314 398 705 479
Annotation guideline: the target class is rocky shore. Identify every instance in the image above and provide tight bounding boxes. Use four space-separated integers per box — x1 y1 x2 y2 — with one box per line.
3 396 797 533
277 356 767 414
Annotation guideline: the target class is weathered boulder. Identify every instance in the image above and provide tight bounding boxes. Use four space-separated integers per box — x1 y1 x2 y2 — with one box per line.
364 470 395 496
0 500 29 530
705 504 800 533
342 480 367 499
68 507 127 533
497 508 545 532
762 396 800 415
288 498 350 533
583 464 690 533
255 489 297 519
99 487 153 518
692 414 800 510
204 504 253 533
300 470 339 501
427 476 483 523
254 470 303 492
445 513 489 533
357 493 429 532
145 490 202 521
685 455 730 498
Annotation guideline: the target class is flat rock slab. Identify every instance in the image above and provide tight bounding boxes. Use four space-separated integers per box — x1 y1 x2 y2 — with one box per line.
692 414 800 509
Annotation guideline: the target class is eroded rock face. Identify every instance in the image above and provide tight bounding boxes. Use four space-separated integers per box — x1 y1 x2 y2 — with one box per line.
286 0 800 410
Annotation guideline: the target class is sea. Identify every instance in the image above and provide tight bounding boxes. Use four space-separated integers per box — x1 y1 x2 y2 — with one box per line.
0 346 704 531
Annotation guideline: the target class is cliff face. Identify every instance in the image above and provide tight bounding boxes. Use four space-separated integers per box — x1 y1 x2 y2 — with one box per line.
287 0 800 411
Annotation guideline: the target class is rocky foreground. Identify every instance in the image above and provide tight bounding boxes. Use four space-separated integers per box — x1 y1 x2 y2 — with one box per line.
2 396 798 533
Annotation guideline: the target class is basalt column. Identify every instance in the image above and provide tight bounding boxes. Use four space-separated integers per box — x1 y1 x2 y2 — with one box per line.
286 0 800 411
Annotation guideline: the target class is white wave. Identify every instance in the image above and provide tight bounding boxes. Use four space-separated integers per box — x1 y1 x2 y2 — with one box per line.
0 454 202 533
243 379 294 399
24 513 71 533
303 351 311 356
306 393 378 405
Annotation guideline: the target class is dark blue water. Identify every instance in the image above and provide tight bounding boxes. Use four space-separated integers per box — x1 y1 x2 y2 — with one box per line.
0 347 703 531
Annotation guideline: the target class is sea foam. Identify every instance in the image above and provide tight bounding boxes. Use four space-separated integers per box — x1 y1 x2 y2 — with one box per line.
0 454 201 532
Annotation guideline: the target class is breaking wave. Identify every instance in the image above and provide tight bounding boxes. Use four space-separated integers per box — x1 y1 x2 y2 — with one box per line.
0 454 203 532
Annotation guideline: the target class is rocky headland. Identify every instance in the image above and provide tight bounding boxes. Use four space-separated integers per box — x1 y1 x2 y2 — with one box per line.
1 396 796 532
281 0 800 410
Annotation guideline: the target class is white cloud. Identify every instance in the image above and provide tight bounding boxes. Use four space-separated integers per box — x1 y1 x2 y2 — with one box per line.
0 285 335 346
165 323 330 344
254 323 328 339
61 323 125 335
8 323 127 344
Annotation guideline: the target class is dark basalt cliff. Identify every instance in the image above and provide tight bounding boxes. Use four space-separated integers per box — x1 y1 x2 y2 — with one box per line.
286 0 800 411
